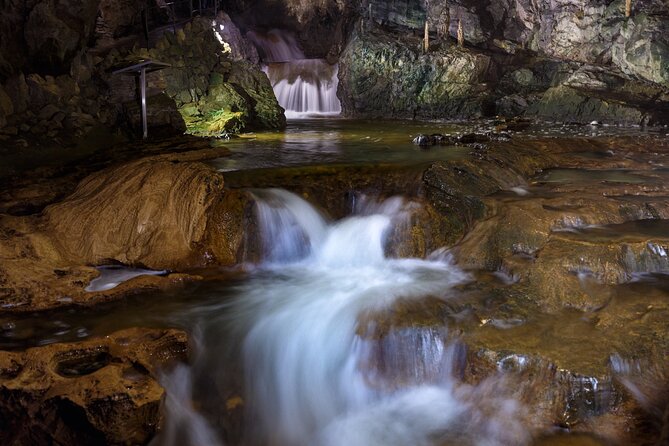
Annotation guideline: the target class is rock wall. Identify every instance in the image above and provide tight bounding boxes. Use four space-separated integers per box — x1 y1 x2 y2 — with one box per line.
0 2 284 151
339 30 496 119
111 17 285 136
339 0 669 124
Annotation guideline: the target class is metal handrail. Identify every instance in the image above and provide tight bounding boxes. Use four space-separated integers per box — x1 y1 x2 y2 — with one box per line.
153 0 219 34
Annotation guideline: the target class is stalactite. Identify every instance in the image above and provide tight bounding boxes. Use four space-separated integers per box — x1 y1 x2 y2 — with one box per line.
442 2 450 42
457 18 464 47
424 21 429 52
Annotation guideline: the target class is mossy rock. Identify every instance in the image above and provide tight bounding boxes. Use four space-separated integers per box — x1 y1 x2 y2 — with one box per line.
185 110 245 136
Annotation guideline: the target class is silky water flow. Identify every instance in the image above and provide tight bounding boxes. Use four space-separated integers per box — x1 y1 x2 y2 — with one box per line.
248 30 342 118
155 189 531 446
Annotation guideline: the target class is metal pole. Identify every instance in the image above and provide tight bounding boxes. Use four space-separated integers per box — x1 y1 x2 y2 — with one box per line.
140 67 148 139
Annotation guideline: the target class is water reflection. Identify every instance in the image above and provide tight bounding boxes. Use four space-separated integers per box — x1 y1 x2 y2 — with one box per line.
209 119 667 172
208 119 475 171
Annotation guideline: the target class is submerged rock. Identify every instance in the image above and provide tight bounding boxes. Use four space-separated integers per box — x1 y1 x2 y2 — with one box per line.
412 134 431 146
412 131 506 147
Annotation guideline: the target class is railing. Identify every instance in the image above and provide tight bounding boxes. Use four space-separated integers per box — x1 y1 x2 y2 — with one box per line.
140 0 221 42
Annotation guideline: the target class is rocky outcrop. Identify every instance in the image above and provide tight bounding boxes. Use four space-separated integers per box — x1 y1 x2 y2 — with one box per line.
0 4 284 151
451 135 669 312
0 148 251 312
339 30 495 119
339 0 669 124
44 150 252 270
113 16 285 137
0 328 188 445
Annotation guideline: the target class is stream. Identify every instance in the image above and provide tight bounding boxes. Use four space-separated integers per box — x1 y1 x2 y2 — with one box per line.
1 119 668 445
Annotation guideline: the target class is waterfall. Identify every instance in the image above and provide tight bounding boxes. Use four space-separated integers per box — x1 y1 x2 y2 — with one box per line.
247 29 342 118
156 189 530 446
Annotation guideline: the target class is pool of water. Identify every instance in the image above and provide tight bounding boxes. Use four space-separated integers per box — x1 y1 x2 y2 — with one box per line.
208 118 668 172
207 119 474 171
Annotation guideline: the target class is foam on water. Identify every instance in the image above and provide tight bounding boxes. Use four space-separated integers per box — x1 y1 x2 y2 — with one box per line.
85 265 167 292
248 29 342 118
157 189 529 446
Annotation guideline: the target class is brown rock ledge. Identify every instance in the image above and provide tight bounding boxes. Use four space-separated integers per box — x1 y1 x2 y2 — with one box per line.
0 327 188 445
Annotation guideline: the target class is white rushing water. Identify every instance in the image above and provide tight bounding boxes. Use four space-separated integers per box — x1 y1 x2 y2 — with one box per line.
85 265 167 292
248 29 342 118
157 189 530 446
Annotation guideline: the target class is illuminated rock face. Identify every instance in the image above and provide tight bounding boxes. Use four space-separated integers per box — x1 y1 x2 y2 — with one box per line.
0 328 188 445
127 17 285 136
338 0 669 124
0 7 284 147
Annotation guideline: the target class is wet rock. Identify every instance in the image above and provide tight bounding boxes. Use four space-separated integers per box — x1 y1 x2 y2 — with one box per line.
356 296 624 432
132 18 285 136
611 355 669 445
526 81 659 126
457 197 669 312
413 131 512 148
0 327 188 445
494 118 532 132
44 151 252 270
412 134 431 146
338 29 495 120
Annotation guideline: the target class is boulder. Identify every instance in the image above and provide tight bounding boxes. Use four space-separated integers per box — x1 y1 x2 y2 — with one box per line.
137 18 285 136
44 151 252 270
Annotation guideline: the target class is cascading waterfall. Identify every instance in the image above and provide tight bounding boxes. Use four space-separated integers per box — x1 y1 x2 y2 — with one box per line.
247 29 342 118
157 189 530 446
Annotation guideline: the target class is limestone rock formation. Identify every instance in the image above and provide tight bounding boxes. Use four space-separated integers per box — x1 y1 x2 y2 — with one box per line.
0 148 251 312
44 150 251 270
0 328 188 445
339 0 669 124
0 4 285 150
339 29 495 119
116 17 285 137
